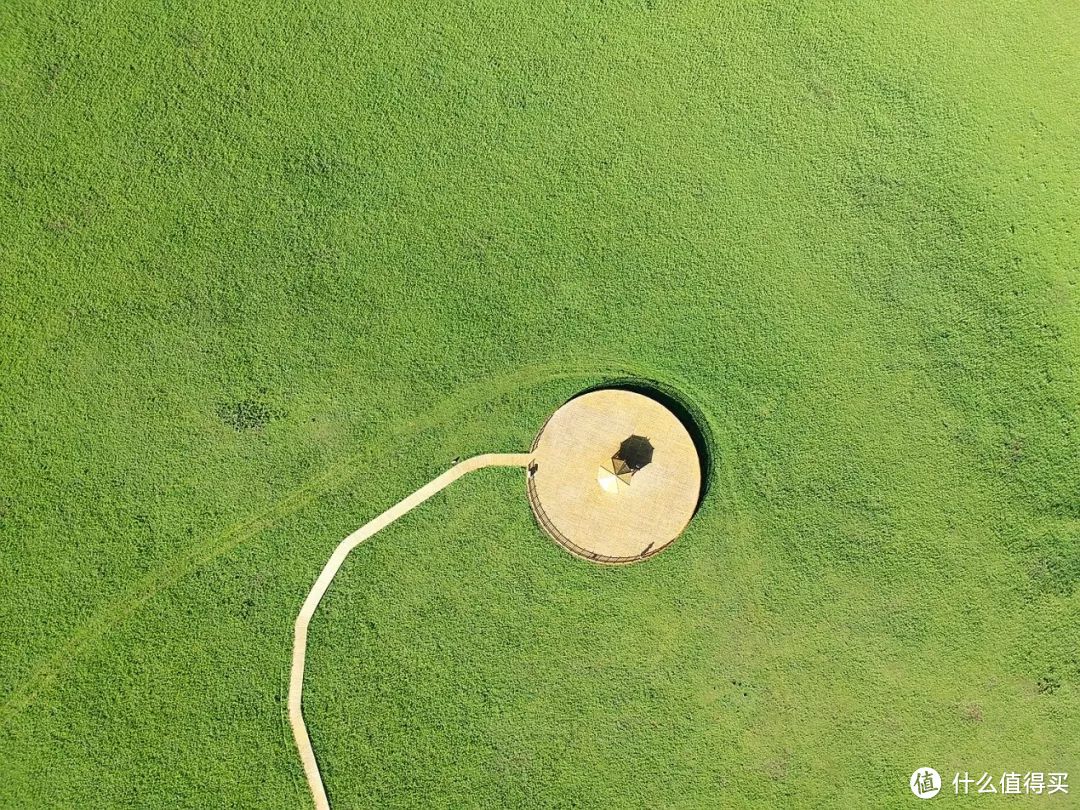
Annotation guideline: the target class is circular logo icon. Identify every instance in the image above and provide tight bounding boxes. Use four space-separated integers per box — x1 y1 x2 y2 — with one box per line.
910 768 942 799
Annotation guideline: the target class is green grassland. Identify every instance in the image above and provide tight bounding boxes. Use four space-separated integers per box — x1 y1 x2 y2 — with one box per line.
1 0 1078 806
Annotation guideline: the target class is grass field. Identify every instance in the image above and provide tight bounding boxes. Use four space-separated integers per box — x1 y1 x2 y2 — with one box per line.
1 0 1078 806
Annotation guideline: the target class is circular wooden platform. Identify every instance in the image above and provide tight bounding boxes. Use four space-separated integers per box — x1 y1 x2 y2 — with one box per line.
527 389 702 564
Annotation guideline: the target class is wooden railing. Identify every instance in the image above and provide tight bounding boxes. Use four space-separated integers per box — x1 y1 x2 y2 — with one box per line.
526 475 658 565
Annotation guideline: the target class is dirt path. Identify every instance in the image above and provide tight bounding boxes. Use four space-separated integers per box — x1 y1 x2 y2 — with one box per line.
288 452 534 810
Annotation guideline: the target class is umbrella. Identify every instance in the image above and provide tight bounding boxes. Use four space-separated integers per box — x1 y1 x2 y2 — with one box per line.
615 435 653 473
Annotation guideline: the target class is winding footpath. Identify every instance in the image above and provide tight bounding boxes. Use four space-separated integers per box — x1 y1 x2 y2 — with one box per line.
288 452 534 810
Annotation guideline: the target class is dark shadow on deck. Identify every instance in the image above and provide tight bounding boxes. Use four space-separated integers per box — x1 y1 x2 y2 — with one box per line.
575 378 715 512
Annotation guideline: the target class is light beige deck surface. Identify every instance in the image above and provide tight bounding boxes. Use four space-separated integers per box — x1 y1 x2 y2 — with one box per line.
529 390 701 562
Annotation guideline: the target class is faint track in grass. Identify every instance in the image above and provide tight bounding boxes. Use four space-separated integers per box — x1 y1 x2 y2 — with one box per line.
0 358 673 730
